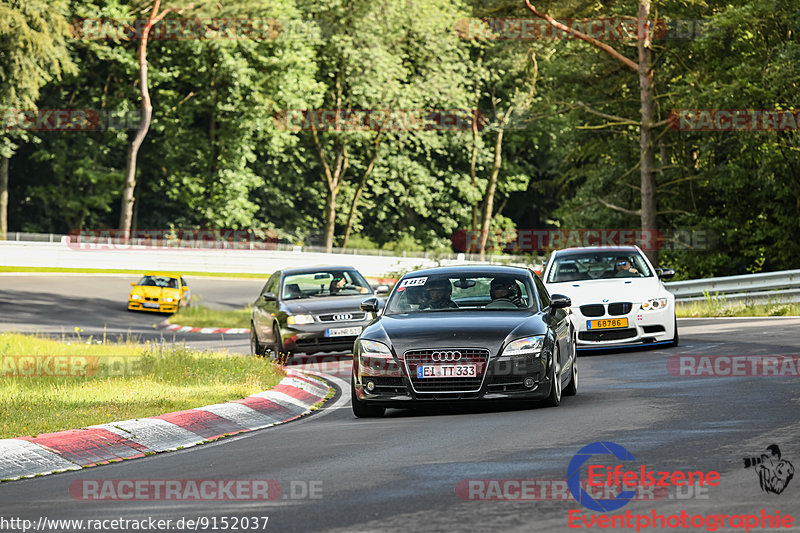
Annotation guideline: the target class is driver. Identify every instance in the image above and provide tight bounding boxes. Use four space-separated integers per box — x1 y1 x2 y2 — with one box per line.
422 279 458 309
490 277 522 306
614 257 639 277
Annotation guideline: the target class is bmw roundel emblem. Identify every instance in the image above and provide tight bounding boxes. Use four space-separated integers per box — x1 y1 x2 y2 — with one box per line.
602 299 609 303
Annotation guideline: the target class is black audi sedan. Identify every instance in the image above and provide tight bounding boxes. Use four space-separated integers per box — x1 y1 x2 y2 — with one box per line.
250 266 386 359
351 265 577 417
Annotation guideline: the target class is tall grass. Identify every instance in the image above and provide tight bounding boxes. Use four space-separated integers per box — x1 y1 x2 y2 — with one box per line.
170 304 252 329
0 333 283 438
676 291 800 317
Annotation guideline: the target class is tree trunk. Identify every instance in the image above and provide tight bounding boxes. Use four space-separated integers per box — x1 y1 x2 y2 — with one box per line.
118 0 175 235
478 106 513 260
0 156 8 240
470 104 480 233
342 148 379 249
324 188 337 252
637 0 658 266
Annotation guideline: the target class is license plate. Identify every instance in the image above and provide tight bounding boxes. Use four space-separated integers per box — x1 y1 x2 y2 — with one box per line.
417 364 477 378
587 318 628 329
142 302 160 309
325 326 363 337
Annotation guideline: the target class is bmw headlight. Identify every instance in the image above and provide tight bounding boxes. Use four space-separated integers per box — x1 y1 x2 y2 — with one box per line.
163 297 174 303
287 314 314 325
502 335 544 357
131 294 142 300
359 339 392 356
641 298 668 311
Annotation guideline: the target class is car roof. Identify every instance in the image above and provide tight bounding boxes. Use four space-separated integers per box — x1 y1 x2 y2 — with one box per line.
279 265 362 276
142 272 182 278
399 265 531 278
554 246 642 257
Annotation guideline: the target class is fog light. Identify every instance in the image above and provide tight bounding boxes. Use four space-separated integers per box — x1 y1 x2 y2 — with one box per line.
365 380 375 392
524 378 535 389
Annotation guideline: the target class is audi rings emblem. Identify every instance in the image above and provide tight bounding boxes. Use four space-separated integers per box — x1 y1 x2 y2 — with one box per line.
431 351 462 362
333 313 353 321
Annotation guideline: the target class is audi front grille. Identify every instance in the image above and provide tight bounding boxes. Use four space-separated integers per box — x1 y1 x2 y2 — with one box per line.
403 348 489 393
317 312 366 322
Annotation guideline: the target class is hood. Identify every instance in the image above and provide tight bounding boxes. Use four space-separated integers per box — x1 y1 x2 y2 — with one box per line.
547 277 665 306
131 286 180 299
368 310 545 355
282 295 374 315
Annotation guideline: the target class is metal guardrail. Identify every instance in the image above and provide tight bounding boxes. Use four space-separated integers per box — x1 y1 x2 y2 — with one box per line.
2 231 534 264
666 269 800 304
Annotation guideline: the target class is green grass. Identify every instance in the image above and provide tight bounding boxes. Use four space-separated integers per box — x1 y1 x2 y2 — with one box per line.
676 291 800 317
0 266 270 279
170 304 252 329
0 332 283 438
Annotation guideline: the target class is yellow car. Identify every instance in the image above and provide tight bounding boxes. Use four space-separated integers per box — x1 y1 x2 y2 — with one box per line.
127 272 191 313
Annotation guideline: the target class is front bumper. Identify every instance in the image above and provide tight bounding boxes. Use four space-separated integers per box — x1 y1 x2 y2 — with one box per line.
128 301 177 313
572 305 674 349
281 320 371 355
352 351 556 405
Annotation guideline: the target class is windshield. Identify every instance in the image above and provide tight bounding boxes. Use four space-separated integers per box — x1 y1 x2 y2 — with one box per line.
547 251 652 283
384 274 535 315
137 275 179 288
281 270 372 300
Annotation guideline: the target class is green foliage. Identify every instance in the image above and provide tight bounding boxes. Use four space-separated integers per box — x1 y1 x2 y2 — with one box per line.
3 0 799 278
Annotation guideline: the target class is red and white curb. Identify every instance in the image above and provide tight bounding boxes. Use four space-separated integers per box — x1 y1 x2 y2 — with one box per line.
0 370 330 481
160 320 249 334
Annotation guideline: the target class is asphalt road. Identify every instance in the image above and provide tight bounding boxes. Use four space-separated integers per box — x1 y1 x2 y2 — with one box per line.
0 274 264 345
1 275 799 532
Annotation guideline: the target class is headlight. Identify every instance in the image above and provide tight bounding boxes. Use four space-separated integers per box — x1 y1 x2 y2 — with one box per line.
359 339 392 356
502 335 544 357
641 298 668 311
131 294 142 300
287 314 314 325
163 297 174 303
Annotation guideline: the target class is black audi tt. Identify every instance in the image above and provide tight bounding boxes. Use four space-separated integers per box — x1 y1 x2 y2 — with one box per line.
351 265 577 417
250 266 387 359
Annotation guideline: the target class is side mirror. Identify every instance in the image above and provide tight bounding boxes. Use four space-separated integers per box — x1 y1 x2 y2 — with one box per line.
375 285 389 295
181 286 189 292
550 294 572 310
130 282 136 287
360 297 380 313
261 292 277 301
657 268 675 280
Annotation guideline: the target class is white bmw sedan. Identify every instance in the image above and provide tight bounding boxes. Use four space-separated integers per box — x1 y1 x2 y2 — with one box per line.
542 246 678 350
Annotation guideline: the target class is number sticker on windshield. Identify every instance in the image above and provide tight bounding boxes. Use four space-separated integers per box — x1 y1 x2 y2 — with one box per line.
399 277 428 288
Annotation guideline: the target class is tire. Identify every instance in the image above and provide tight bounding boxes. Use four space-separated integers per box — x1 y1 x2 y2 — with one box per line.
542 349 562 407
250 323 266 357
270 324 290 363
670 316 679 347
351 379 385 418
563 335 578 397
